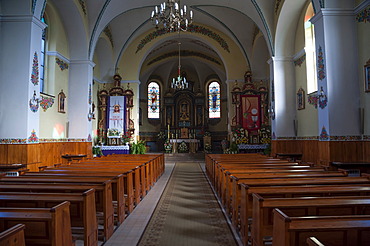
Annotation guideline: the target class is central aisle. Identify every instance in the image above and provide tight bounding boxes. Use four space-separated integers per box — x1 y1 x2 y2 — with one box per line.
138 162 238 246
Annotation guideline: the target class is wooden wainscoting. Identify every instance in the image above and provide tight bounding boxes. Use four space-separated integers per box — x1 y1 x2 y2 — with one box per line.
272 140 368 166
0 142 92 172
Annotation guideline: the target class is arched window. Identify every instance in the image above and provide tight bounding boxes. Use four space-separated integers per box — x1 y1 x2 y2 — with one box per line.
40 16 47 93
208 81 221 118
304 3 317 94
148 81 160 118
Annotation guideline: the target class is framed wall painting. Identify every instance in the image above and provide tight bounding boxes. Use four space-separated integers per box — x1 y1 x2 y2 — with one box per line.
297 88 305 110
58 90 66 113
241 95 261 131
365 59 370 92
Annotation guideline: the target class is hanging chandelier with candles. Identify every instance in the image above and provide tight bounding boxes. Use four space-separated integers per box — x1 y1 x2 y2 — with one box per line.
150 0 193 32
171 42 188 90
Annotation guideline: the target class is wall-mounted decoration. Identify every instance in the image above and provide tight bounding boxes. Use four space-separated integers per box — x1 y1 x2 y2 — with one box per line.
272 132 276 140
317 46 326 81
58 90 66 113
356 6 369 23
88 84 92 105
87 134 92 142
31 52 39 85
275 0 283 14
0 138 27 144
241 95 261 131
307 93 318 108
147 50 221 66
28 130 39 143
294 54 306 67
364 59 370 92
40 95 54 112
29 91 39 113
104 26 114 47
55 58 69 71
87 108 93 122
136 24 230 53
320 126 329 141
318 86 328 109
78 0 87 15
297 88 305 110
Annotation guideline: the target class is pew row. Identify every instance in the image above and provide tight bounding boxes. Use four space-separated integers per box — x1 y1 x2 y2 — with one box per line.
272 208 370 246
0 201 74 246
0 224 25 246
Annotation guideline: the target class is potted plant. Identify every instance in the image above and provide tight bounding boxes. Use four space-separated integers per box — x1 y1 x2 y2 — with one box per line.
164 140 173 153
131 140 146 154
92 146 103 157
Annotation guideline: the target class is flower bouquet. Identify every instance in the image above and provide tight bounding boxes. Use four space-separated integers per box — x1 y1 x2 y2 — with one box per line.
164 140 173 153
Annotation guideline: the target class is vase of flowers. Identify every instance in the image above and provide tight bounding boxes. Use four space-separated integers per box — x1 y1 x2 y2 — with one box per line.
164 140 173 153
121 131 132 145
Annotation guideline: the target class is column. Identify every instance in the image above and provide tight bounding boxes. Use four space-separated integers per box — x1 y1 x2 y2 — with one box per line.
0 15 46 143
272 57 297 138
311 9 360 139
68 60 95 140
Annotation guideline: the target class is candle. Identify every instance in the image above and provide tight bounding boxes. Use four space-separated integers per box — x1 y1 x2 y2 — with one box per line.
167 124 170 139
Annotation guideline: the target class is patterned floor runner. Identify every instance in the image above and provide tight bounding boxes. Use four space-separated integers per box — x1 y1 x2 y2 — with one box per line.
138 162 237 246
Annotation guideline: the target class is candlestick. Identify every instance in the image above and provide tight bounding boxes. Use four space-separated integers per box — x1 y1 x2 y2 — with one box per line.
167 124 170 139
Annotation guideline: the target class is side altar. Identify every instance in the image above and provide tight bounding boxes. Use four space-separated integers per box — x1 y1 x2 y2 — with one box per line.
97 73 134 154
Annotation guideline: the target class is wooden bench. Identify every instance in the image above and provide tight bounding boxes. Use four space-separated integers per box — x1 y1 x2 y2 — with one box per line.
252 195 370 246
307 237 325 246
0 189 97 246
0 201 74 246
272 208 370 246
0 224 25 246
239 184 370 245
228 172 354 226
21 171 128 224
0 180 114 241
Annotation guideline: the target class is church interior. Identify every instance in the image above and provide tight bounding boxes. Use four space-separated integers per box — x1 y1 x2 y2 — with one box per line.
0 0 370 245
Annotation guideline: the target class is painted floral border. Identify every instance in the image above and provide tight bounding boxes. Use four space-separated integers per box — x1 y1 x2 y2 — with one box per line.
317 46 326 81
31 52 39 85
136 24 230 53
356 6 370 23
55 58 69 71
40 95 54 112
294 54 306 67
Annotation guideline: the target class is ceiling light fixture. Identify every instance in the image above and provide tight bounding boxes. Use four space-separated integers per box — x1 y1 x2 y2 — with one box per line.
150 0 193 32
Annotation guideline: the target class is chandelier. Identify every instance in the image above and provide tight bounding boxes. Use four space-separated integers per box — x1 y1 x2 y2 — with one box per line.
171 42 188 90
150 0 193 32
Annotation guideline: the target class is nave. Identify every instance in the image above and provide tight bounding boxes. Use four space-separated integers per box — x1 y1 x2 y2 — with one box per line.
104 153 240 246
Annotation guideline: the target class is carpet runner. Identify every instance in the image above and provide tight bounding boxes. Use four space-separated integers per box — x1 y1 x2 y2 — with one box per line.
138 162 237 246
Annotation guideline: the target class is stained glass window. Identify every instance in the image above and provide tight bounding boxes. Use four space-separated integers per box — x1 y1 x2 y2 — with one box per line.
304 3 317 94
148 82 160 118
40 16 47 93
208 81 221 118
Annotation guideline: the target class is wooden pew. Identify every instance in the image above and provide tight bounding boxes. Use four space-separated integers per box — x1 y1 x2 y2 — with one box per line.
239 184 370 245
0 224 25 246
21 171 128 224
307 237 325 246
0 201 74 246
272 208 370 246
0 189 97 246
228 172 352 227
252 195 370 246
0 180 114 241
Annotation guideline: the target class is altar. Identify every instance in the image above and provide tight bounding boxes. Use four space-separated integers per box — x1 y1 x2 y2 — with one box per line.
170 139 200 153
101 145 130 155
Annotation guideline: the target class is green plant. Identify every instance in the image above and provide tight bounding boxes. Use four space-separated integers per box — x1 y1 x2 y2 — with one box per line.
131 140 146 154
92 146 103 157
